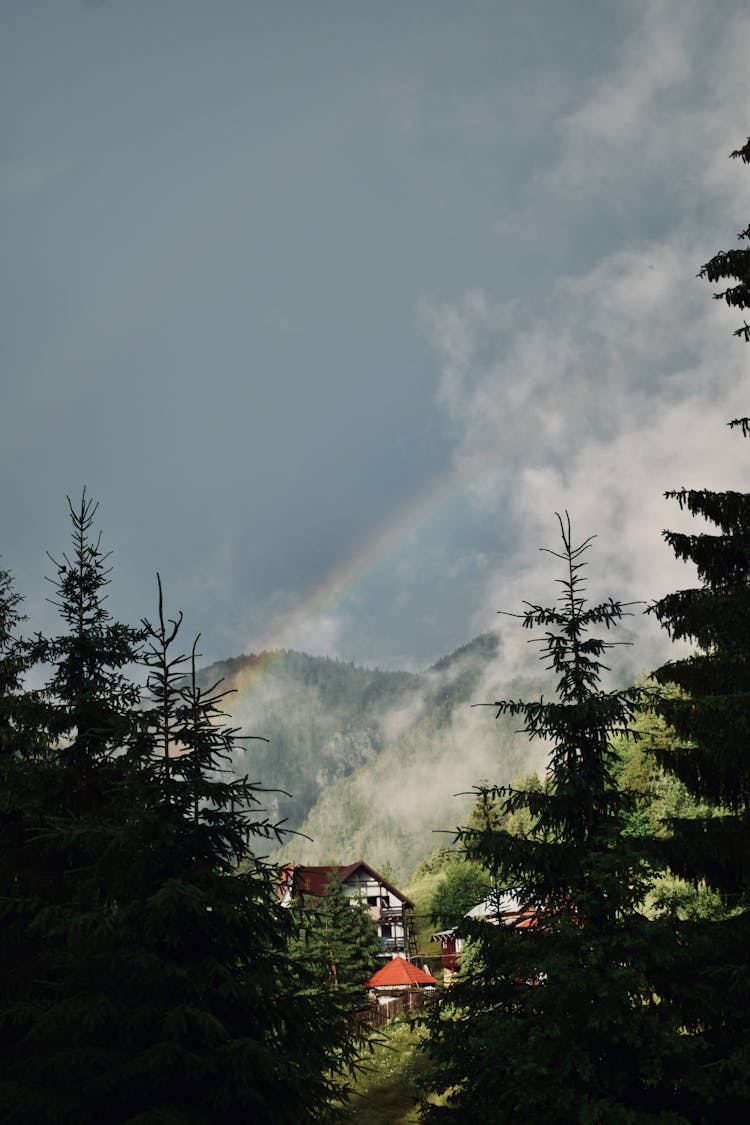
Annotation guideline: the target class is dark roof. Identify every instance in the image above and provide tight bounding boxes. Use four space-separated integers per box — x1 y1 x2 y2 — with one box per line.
281 860 414 909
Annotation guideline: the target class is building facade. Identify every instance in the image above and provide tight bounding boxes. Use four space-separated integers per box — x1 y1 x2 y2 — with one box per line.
280 860 417 958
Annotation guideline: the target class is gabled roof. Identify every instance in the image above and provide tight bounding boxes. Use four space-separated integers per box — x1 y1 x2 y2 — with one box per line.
364 956 438 988
466 892 526 920
280 860 414 909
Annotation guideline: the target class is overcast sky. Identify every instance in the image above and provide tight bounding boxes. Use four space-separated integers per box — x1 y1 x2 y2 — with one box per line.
3 0 750 676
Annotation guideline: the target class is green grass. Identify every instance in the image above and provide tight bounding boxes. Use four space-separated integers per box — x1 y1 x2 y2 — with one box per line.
339 1020 446 1123
404 869 446 972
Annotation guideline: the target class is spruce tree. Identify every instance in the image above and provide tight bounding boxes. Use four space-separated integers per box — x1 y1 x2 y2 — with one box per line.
0 563 32 754
0 564 43 1080
644 137 750 1117
424 516 685 1123
38 490 143 763
291 874 381 999
0 495 146 1122
1 498 367 1122
79 577 366 1122
699 138 750 344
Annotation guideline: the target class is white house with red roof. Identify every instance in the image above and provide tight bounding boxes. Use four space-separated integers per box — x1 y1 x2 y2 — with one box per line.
279 860 417 958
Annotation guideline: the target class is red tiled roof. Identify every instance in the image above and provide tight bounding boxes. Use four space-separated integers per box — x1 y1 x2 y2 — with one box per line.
364 956 438 988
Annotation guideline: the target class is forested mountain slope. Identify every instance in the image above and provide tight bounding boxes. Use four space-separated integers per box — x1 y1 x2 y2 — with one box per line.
202 634 546 879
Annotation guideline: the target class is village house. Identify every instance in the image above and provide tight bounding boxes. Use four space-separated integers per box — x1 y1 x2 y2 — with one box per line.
279 860 417 958
431 891 535 975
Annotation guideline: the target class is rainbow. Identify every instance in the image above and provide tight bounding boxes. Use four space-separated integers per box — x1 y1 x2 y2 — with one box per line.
224 457 485 694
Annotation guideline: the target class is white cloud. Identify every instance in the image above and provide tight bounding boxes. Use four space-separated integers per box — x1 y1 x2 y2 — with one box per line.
292 612 348 661
549 0 750 211
420 0 750 684
424 231 750 673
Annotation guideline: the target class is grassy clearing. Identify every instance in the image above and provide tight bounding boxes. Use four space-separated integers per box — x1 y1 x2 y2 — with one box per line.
340 1020 445 1123
404 869 446 973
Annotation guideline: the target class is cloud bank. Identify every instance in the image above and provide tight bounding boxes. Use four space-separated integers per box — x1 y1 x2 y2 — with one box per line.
419 0 750 683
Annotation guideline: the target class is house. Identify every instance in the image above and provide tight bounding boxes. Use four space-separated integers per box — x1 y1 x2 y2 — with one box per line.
431 891 537 975
430 928 461 973
279 860 417 958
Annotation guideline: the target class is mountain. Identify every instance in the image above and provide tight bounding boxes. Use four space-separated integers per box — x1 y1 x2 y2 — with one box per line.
201 633 547 882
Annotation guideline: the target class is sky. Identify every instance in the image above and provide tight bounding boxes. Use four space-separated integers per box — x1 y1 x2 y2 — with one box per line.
3 0 750 678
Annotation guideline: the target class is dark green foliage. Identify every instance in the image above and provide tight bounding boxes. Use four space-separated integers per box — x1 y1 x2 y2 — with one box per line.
0 564 32 754
642 147 750 1113
423 516 686 1122
463 769 543 840
0 497 367 1123
291 874 381 995
1 496 147 1122
428 861 491 929
698 138 750 343
416 771 547 946
0 565 43 1093
612 681 715 840
36 491 144 763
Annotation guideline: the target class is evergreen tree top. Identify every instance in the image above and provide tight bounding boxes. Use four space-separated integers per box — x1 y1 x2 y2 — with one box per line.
499 514 638 701
698 137 750 342
663 488 750 532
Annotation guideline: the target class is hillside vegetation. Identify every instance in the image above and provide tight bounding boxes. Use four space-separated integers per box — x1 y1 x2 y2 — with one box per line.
203 635 547 880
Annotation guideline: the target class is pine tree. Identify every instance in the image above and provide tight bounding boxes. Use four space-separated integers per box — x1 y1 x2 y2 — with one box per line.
0 495 145 1122
1 498 366 1122
291 874 381 999
77 577 366 1122
424 516 686 1123
644 137 750 1117
0 563 32 754
38 490 143 763
0 564 43 1078
699 138 750 344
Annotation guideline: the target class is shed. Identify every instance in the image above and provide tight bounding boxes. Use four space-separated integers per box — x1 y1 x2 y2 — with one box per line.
364 955 438 990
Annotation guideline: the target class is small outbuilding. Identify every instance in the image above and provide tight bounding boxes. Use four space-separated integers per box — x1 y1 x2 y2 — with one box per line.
364 954 438 990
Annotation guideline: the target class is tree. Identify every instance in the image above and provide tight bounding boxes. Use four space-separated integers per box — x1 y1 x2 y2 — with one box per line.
0 496 146 1123
92 578 366 1122
0 562 33 755
291 874 381 996
428 861 491 929
699 138 750 343
423 516 686 1122
37 490 143 764
463 769 543 841
0 563 43 1074
1 498 366 1122
643 137 750 1117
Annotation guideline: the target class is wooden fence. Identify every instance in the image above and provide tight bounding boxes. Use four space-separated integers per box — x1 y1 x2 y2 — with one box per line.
356 987 438 1030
